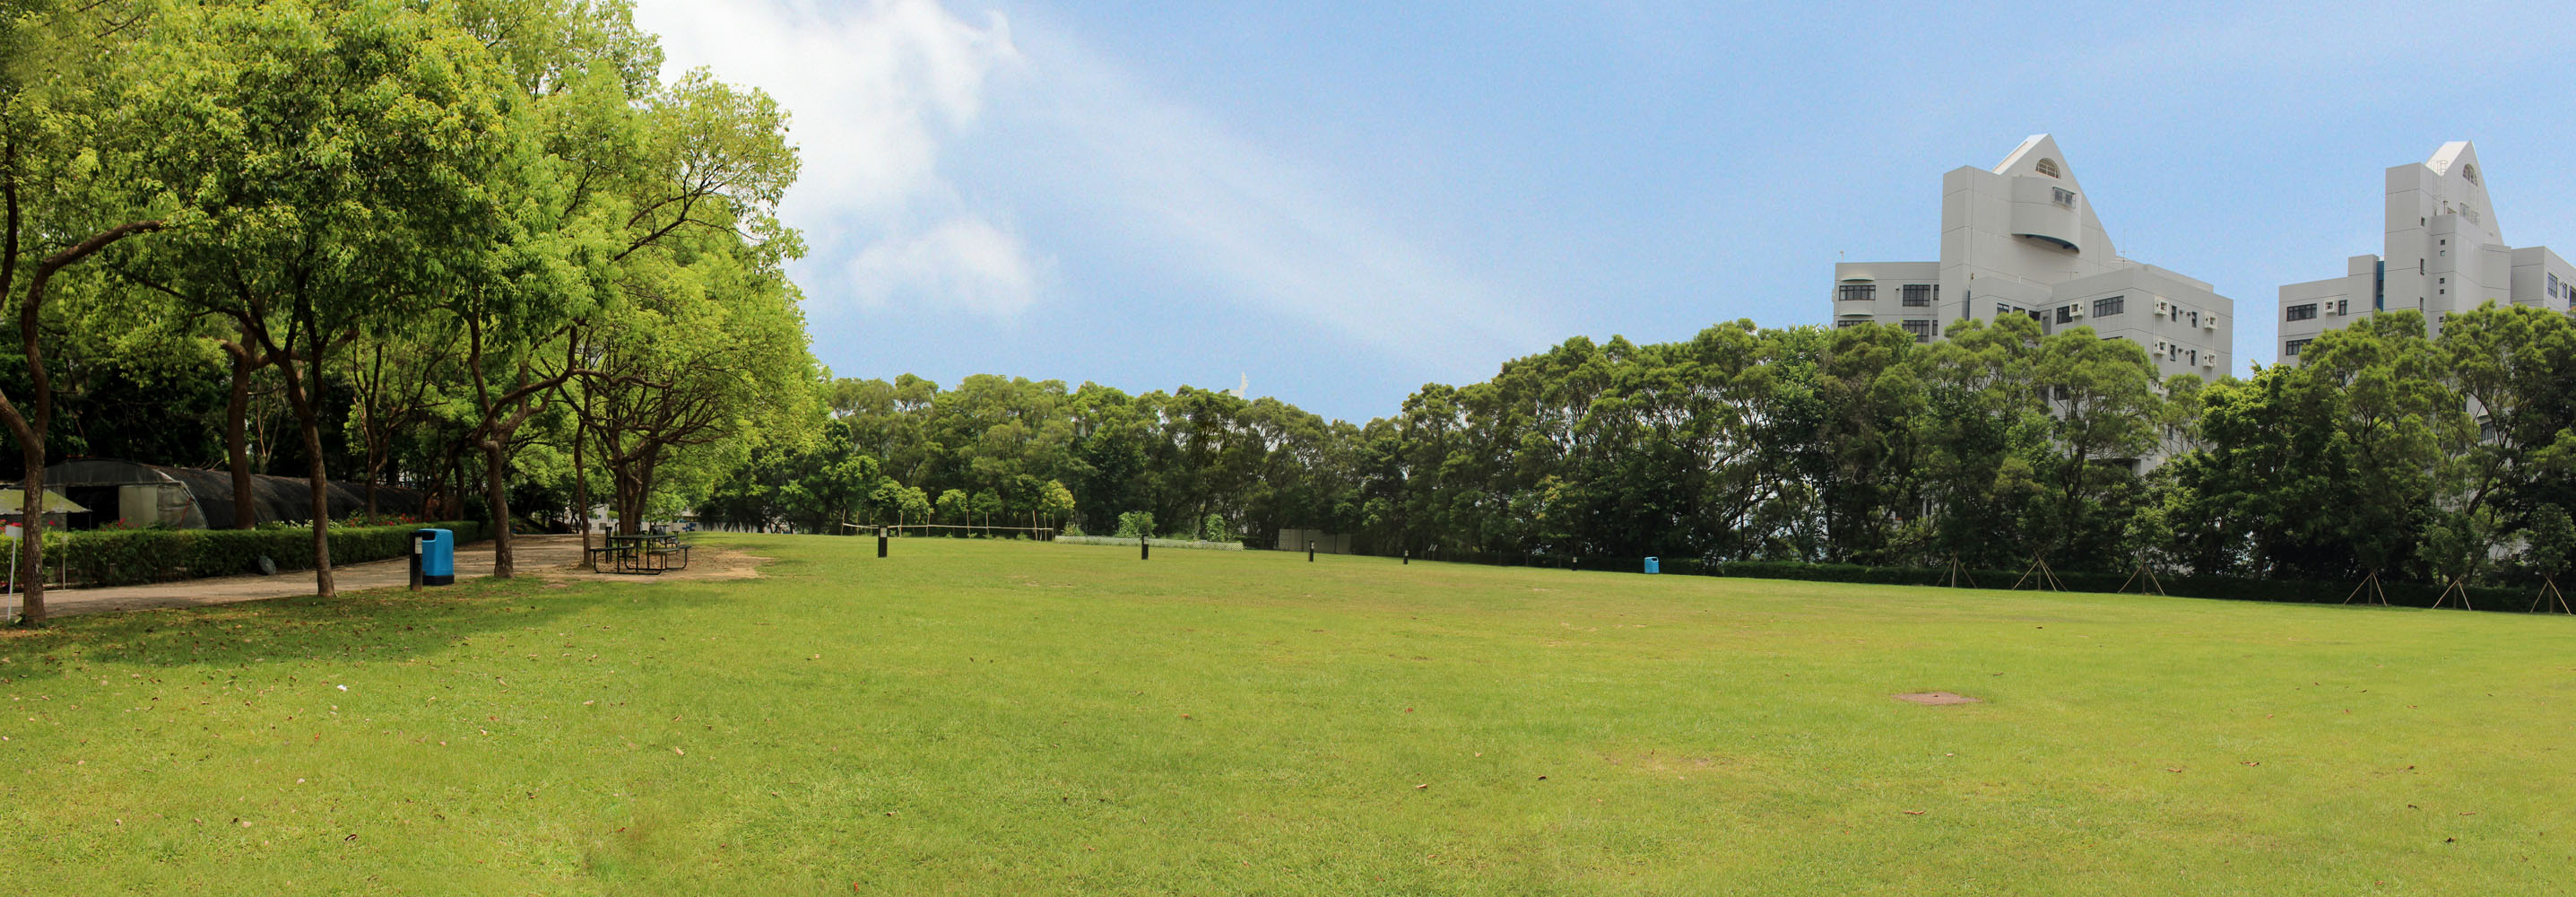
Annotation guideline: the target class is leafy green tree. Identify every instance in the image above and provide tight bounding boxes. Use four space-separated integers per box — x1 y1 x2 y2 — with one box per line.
123 0 517 597
2 0 170 623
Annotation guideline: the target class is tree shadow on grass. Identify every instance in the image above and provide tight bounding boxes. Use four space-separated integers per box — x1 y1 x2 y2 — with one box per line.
0 575 655 687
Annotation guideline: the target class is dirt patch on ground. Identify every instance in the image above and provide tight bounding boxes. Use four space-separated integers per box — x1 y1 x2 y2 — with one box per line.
38 535 776 620
537 541 771 584
1892 692 1982 705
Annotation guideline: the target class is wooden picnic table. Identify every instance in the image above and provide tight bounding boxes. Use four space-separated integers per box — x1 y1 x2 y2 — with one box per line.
592 533 692 575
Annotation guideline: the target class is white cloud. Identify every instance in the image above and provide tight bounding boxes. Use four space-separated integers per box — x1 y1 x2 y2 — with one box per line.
631 0 1032 315
1023 42 1551 366
846 217 1041 317
630 0 1549 367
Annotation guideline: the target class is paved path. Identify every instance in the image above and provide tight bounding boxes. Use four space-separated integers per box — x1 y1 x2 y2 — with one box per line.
26 535 595 618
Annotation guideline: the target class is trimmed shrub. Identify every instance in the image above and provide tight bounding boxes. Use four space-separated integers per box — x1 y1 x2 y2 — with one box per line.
9 521 490 588
1392 549 2537 614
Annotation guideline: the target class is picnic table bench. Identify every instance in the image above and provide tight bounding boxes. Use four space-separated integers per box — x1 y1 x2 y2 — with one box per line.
592 534 692 575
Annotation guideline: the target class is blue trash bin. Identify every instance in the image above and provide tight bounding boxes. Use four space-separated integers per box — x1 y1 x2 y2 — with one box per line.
414 528 455 586
1644 556 1661 574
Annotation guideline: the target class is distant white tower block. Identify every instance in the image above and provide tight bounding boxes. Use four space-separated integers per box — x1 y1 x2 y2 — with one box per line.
2277 141 2576 363
1829 135 2237 380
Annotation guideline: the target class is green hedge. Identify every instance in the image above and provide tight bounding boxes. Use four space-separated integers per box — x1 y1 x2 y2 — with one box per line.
1401 550 2538 614
7 521 490 588
1679 560 2529 611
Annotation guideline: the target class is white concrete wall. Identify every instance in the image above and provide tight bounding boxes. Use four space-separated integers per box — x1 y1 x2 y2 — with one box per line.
2283 142 2564 361
1834 135 2235 379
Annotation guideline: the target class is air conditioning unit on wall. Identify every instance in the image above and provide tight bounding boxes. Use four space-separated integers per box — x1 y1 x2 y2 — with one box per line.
2155 300 2172 317
2202 353 2218 369
2206 315 2221 330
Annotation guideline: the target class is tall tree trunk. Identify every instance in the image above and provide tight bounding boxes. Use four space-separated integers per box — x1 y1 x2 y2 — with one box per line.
224 343 261 528
485 437 513 577
573 403 593 566
0 217 162 624
277 333 334 598
12 440 45 624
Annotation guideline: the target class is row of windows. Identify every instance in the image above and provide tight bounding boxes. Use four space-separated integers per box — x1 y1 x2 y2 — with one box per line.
1832 318 1939 344
2093 295 2125 318
2286 303 2318 322
1842 283 1945 306
2285 338 2313 357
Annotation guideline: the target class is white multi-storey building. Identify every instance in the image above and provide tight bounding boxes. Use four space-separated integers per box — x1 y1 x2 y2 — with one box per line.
1831 135 2236 379
2277 141 2575 361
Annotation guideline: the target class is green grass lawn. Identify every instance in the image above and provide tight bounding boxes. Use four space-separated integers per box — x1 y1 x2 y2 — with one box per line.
6 536 2574 895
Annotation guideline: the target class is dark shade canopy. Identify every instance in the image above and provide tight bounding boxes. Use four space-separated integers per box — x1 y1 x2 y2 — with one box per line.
36 458 421 529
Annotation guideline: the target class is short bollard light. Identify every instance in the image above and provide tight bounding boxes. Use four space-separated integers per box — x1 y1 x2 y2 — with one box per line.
878 527 889 558
1308 541 1315 562
1141 535 1149 561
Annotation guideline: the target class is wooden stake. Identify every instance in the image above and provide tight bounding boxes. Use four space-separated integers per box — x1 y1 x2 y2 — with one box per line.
2344 570 2390 606
2118 558 2168 596
2429 577 2472 611
1943 555 1978 588
2533 578 2572 614
2012 554 2064 592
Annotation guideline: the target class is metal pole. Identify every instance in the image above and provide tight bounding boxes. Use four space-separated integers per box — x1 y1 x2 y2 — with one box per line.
1140 535 1149 561
1308 541 1315 562
878 527 888 558
408 534 423 592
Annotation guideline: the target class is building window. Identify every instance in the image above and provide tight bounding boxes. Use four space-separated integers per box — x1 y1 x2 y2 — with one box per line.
2552 273 2562 298
2286 303 2319 321
1834 319 1869 329
1901 319 1936 343
2285 338 2312 357
2035 158 2061 178
2056 306 2075 324
2051 187 2076 208
2188 309 2199 327
2334 299 2347 316
1995 303 2011 318
1839 284 1875 302
2093 295 2125 318
1901 284 1936 307
2051 385 2071 401
2188 349 2198 365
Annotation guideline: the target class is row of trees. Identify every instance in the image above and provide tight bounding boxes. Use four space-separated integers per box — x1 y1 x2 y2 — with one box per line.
3 0 819 624
753 304 2576 596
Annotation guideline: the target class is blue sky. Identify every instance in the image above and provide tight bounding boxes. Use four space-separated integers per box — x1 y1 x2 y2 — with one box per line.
632 0 2576 423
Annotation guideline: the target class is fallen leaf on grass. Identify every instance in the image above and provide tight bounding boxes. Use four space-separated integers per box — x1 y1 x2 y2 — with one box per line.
2241 762 2260 766
672 747 684 756
1414 783 1428 789
2166 768 2184 773
1902 810 1925 815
